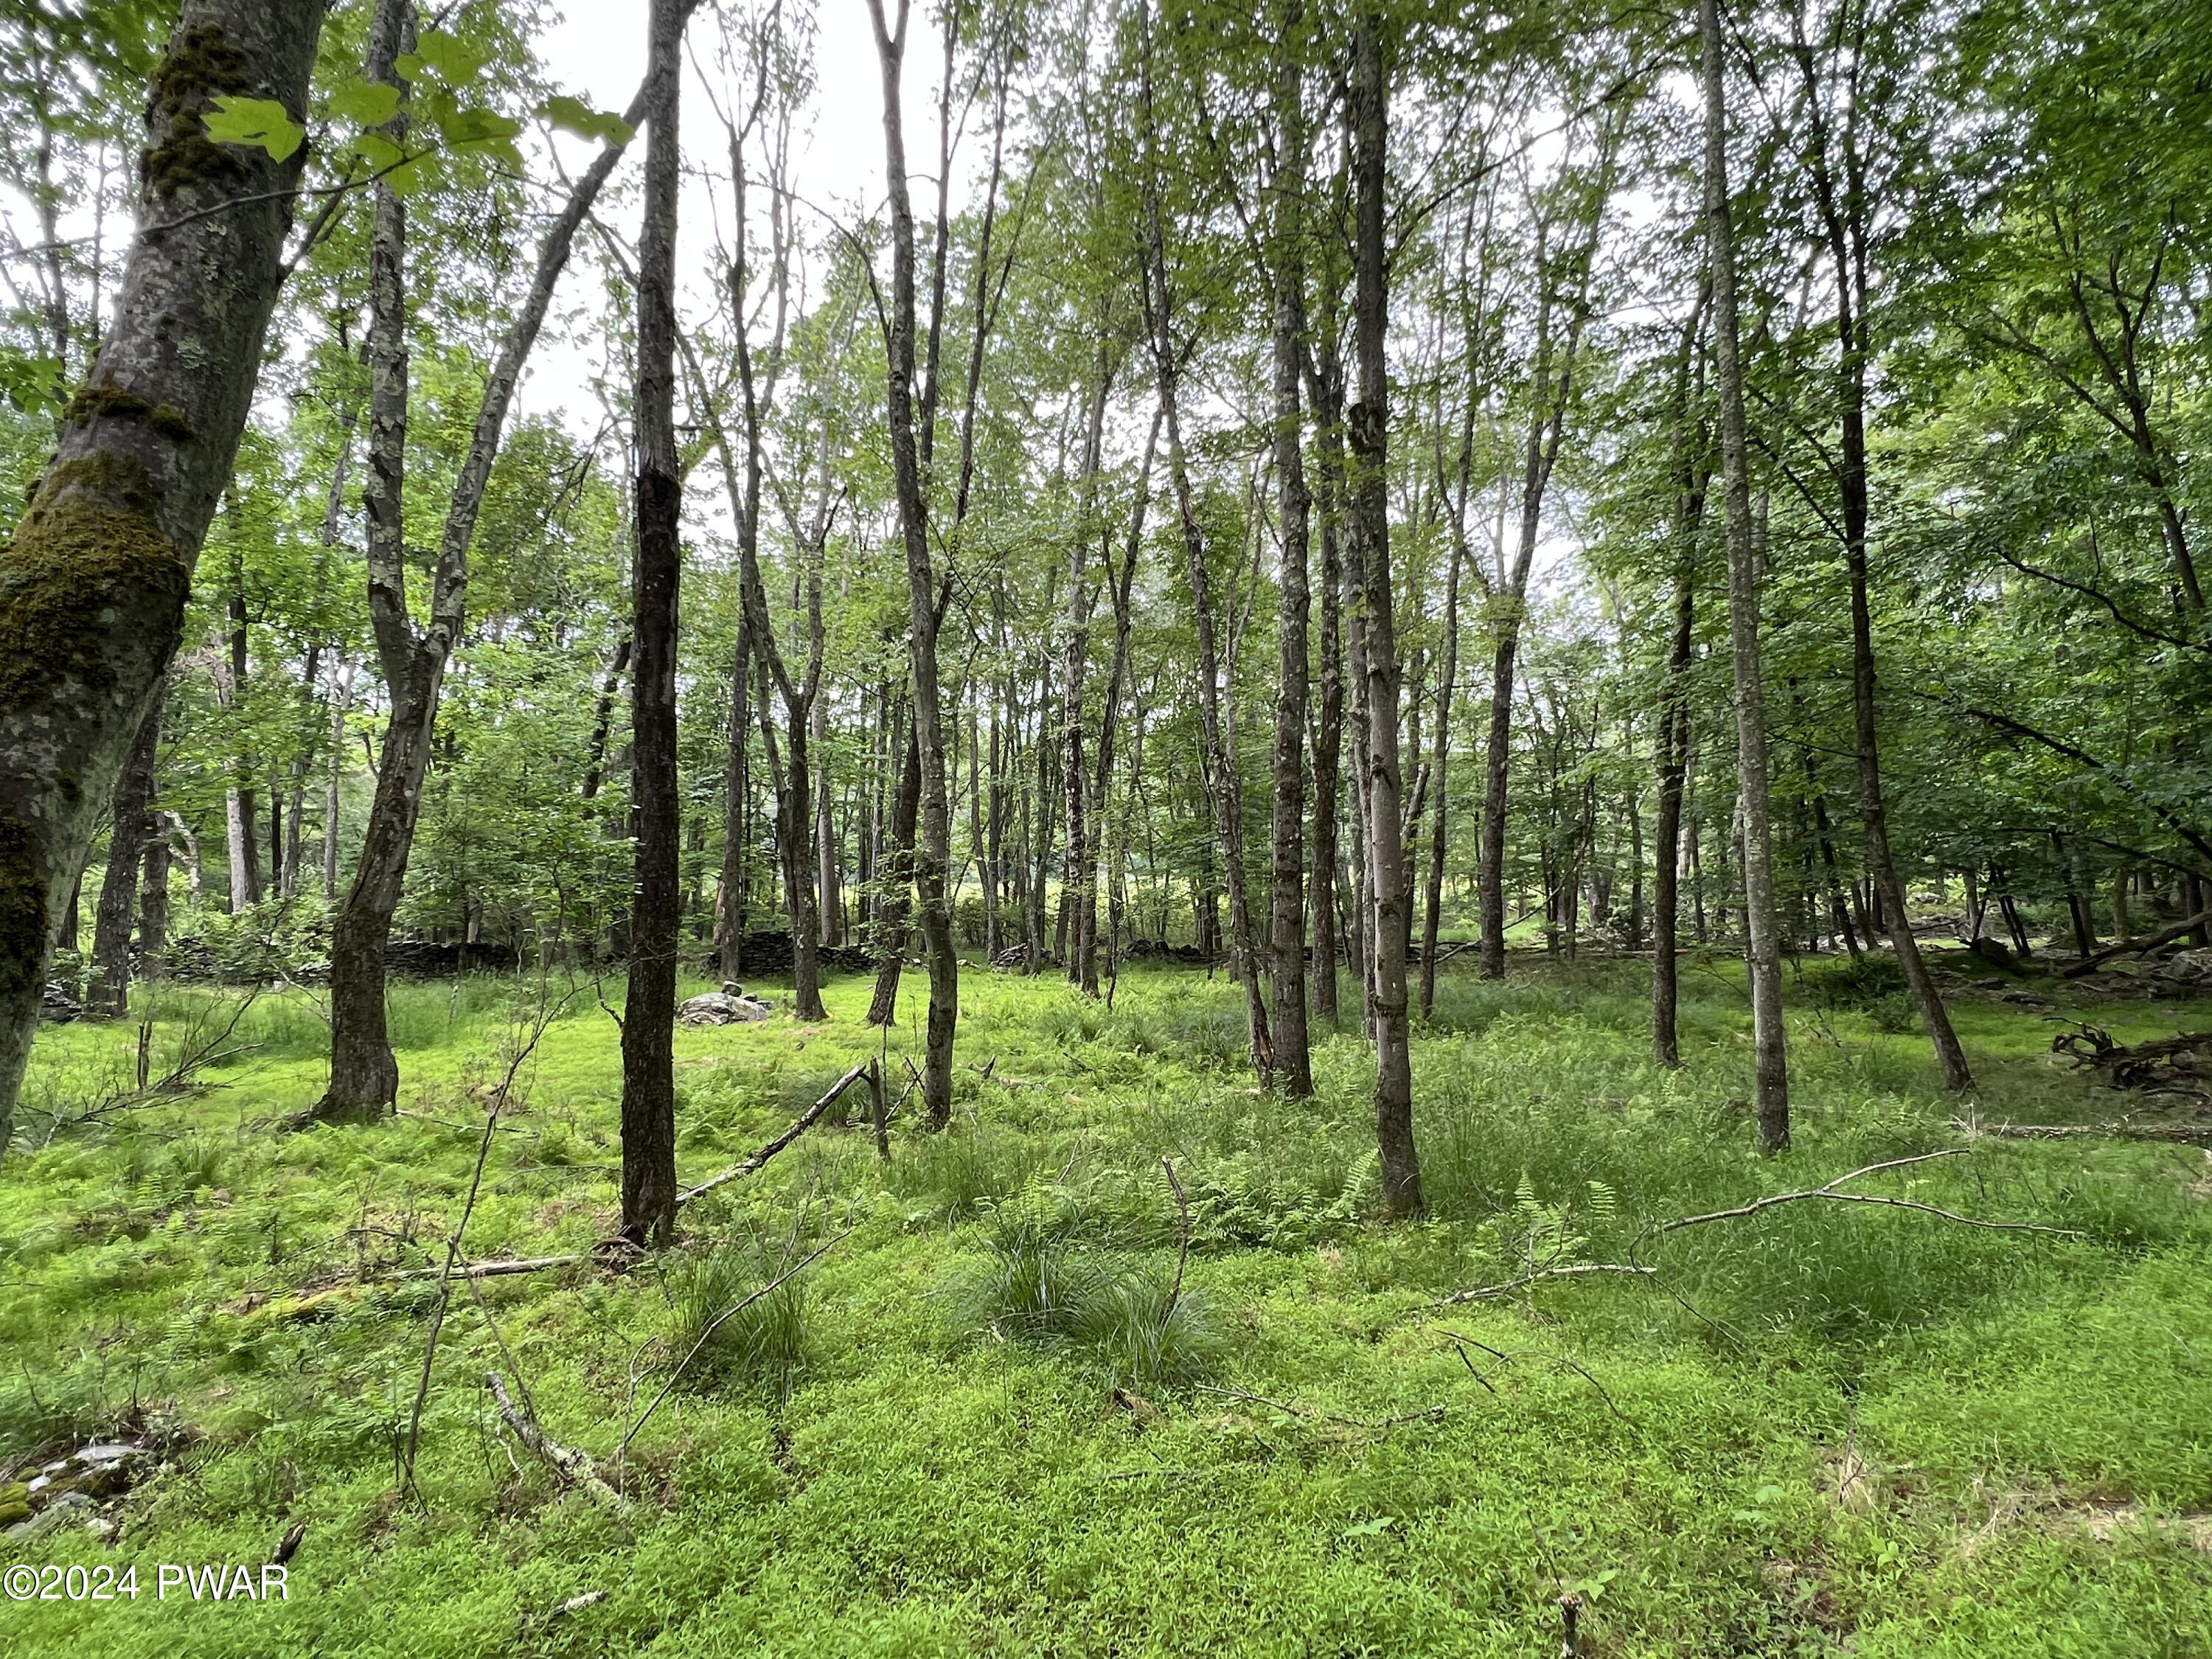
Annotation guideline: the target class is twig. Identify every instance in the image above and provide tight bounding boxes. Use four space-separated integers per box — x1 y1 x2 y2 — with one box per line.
675 1063 869 1205
1431 1263 1658 1306
485 1371 630 1517
546 1589 608 1621
1639 1150 2082 1242
1441 1332 1632 1427
399 987 573 1493
618 1229 850 1457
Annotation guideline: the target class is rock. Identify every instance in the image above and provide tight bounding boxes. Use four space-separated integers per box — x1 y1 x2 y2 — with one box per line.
678 991 774 1026
40 981 82 1023
85 1517 118 1543
7 1490 92 1541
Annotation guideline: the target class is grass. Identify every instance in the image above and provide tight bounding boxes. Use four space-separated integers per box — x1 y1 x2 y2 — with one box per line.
0 947 2208 1655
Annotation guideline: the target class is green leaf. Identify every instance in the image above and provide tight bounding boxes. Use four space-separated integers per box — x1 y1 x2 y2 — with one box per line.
348 131 406 173
540 95 635 147
440 106 524 148
327 78 401 129
203 95 305 163
397 28 489 85
0 350 64 417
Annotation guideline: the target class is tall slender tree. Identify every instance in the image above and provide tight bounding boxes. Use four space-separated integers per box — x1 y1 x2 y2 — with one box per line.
1700 0 1790 1149
619 0 687 1248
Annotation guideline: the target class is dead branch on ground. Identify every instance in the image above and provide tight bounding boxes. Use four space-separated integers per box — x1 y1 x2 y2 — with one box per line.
676 1063 871 1206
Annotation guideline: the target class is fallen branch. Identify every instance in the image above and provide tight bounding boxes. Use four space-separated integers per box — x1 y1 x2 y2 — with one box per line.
1640 1150 2083 1242
675 1063 870 1206
1955 1117 2212 1148
1430 1263 1658 1307
2061 911 2212 978
546 1590 608 1621
486 1371 629 1517
389 1252 592 1281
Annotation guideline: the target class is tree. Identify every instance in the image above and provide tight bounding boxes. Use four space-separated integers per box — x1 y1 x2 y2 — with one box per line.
1700 0 1790 1150
1349 0 1421 1215
866 0 959 1130
318 19 664 1120
619 0 687 1249
0 0 326 1140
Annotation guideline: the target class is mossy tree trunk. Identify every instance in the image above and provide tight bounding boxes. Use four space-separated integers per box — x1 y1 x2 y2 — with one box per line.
0 0 326 1141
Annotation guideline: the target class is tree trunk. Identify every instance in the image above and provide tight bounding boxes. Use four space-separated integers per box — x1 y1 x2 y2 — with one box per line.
1652 304 1704 1064
866 0 958 1127
715 619 751 975
1266 9 1314 1093
1139 1 1271 1078
0 0 325 1135
89 686 164 1018
323 661 350 900
1310 352 1347 1023
1700 0 1790 1150
319 32 666 1121
139 816 172 976
619 0 686 1250
1419 525 1464 1020
1351 4 1421 1217
1790 24 1972 1091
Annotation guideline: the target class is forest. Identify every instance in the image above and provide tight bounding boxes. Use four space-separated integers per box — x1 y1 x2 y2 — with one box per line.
0 0 2208 1652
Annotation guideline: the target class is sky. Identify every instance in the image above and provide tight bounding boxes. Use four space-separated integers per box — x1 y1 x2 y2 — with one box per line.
521 0 947 448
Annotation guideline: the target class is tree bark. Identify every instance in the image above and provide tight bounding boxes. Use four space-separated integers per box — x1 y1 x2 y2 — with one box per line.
1700 0 1790 1150
1267 7 1314 1093
0 0 326 1136
89 684 165 1018
1351 4 1422 1216
619 0 686 1250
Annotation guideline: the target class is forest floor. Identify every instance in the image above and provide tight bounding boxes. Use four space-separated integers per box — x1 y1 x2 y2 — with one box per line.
1 950 2209 1657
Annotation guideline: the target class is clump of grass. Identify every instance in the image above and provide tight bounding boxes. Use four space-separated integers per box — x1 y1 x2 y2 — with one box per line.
667 1242 810 1405
888 1121 1038 1220
1067 1271 1223 1393
944 1181 1223 1392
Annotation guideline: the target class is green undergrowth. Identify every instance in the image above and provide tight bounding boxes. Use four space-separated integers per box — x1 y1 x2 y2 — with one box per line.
1 954 2208 1655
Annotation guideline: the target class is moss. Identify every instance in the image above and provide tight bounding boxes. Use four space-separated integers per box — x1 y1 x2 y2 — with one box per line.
0 485 187 743
138 25 256 199
62 381 196 444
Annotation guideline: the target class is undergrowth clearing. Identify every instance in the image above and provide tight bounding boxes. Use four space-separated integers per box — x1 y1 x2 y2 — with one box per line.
1 955 2208 1657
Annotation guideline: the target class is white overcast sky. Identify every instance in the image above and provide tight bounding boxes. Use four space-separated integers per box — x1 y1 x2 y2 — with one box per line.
521 0 943 448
